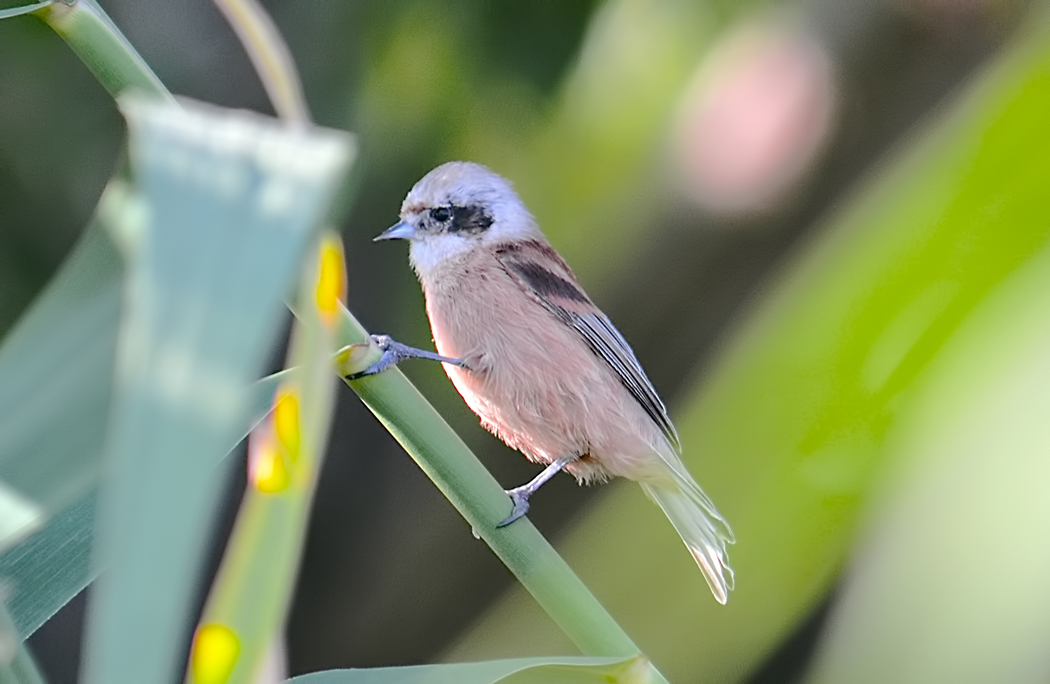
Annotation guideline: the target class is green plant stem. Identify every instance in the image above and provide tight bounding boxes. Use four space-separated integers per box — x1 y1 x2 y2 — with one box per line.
336 307 654 666
34 0 171 101
212 0 310 124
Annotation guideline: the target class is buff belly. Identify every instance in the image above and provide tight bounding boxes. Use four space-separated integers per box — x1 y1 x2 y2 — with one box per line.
421 255 671 486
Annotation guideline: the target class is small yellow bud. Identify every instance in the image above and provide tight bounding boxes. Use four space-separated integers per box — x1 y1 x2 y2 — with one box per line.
315 236 345 326
273 389 300 461
249 437 290 493
190 624 239 684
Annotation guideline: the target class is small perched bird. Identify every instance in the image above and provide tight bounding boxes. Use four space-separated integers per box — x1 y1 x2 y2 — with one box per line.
360 161 735 603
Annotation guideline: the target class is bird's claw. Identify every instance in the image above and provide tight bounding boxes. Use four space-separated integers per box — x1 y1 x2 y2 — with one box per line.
496 487 531 527
370 334 395 350
344 335 401 380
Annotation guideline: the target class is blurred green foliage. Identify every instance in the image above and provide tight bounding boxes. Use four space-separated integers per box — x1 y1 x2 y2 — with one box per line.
808 195 1050 684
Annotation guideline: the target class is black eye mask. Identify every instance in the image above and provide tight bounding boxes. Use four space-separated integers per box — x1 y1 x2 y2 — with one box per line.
446 204 493 235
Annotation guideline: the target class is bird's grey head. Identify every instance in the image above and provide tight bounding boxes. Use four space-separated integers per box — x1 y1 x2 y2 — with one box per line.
375 161 544 277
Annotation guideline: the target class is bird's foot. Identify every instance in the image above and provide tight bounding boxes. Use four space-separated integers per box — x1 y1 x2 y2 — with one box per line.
494 455 577 527
344 334 466 380
496 486 532 528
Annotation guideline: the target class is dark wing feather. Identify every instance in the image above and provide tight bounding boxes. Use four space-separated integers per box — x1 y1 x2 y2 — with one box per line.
496 244 681 452
563 311 681 452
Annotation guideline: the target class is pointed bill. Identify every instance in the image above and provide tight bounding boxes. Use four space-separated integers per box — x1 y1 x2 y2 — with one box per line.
374 221 416 241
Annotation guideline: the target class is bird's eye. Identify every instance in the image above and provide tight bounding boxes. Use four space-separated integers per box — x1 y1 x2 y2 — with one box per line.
431 206 453 222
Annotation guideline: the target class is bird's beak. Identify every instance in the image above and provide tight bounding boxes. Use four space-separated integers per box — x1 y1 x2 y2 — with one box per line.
374 221 417 242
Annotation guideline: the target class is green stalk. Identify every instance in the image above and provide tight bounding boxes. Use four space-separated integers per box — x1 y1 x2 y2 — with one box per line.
337 307 654 666
211 0 310 124
34 0 171 102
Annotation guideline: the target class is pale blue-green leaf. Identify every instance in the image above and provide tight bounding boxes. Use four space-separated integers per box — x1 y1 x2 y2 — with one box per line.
288 656 650 684
0 345 296 641
0 221 122 552
0 492 95 638
82 97 354 684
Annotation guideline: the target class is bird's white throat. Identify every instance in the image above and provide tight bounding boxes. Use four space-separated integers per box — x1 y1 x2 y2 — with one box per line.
409 233 474 279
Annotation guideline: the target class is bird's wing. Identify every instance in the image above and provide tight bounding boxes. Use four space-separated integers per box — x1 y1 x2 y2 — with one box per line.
495 241 681 452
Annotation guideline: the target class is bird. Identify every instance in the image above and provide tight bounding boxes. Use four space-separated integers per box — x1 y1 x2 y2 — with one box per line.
356 161 735 604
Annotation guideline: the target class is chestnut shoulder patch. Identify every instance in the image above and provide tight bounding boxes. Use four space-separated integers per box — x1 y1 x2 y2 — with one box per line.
504 260 589 303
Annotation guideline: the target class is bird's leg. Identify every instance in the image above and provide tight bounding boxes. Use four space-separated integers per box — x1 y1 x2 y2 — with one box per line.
345 334 468 380
496 455 578 528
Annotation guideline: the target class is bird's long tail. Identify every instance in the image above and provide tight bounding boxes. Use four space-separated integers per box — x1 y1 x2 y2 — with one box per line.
641 474 735 604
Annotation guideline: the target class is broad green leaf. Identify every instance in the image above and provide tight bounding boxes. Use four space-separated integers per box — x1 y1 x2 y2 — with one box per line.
448 10 1050 682
82 98 353 684
288 656 650 684
0 0 168 580
0 492 95 637
0 174 277 639
806 244 1050 681
0 221 122 552
0 313 306 643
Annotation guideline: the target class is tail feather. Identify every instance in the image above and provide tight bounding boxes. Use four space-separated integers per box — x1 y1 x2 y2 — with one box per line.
642 476 735 604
